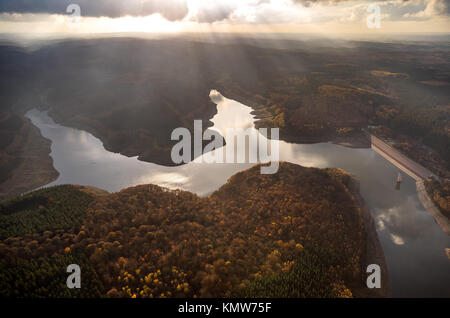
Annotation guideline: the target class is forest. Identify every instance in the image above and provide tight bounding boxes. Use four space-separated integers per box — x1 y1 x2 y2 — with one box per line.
0 38 448 198
425 179 450 219
0 185 94 240
0 162 387 298
369 125 449 179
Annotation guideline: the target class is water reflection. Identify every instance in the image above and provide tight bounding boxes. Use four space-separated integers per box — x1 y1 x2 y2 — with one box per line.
395 172 402 191
26 90 450 297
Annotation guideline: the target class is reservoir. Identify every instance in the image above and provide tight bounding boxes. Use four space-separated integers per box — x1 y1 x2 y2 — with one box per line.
26 90 450 297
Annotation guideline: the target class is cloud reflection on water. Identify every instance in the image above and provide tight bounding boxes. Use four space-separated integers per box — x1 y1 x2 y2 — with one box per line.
26 90 450 297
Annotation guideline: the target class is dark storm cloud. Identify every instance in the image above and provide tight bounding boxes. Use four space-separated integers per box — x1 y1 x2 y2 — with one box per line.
0 0 189 21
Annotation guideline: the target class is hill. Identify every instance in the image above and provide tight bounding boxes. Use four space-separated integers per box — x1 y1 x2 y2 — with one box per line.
1 38 448 198
0 162 389 298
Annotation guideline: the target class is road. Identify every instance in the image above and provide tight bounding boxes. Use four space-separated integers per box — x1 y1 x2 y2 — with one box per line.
364 131 450 234
368 134 431 181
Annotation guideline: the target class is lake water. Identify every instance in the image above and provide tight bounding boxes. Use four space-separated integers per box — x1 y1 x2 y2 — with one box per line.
26 90 450 297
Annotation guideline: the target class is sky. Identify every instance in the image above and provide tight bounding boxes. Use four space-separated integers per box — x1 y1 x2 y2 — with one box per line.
0 0 448 35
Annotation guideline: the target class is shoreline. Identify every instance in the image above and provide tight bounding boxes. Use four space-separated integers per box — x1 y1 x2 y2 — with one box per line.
366 131 450 235
416 180 450 235
0 115 59 200
2 87 372 199
216 86 371 149
345 174 391 297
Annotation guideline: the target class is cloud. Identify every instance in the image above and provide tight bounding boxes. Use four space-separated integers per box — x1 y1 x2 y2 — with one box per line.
211 0 314 25
0 0 189 21
0 0 448 26
403 0 449 19
299 0 450 23
195 2 237 23
294 0 449 17
390 233 405 245
292 0 350 7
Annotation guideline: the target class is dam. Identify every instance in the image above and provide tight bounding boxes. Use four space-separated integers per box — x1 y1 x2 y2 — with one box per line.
365 130 450 235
